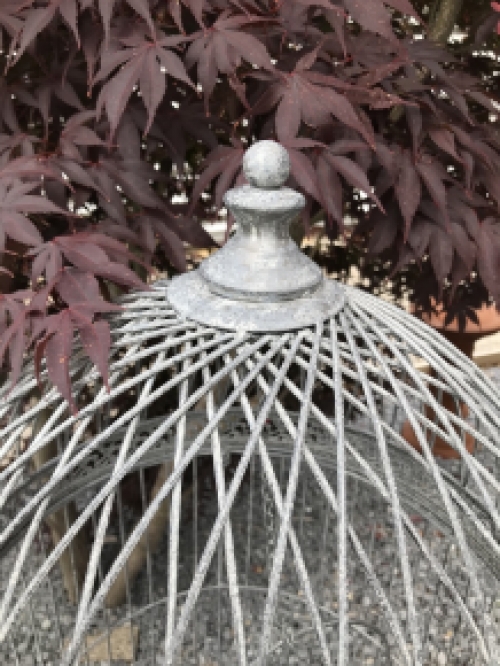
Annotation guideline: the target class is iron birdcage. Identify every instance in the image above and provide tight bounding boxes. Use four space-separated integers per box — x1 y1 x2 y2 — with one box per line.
1 141 500 666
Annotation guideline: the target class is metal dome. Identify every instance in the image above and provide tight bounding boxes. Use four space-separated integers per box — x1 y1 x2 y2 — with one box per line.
1 141 500 666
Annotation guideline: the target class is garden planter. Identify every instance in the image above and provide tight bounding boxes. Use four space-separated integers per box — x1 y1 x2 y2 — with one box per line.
402 302 500 459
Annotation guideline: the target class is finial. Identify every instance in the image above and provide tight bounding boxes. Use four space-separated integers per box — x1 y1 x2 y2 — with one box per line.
242 140 290 189
167 140 344 332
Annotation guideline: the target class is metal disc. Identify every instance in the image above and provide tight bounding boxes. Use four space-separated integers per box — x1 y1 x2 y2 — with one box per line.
167 271 346 332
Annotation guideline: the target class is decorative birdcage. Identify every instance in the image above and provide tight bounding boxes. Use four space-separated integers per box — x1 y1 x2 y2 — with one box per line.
1 140 500 666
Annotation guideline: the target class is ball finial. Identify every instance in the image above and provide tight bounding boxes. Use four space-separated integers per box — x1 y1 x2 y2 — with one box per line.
243 140 290 189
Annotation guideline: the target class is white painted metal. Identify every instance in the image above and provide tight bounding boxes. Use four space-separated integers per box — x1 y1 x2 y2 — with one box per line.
0 142 500 666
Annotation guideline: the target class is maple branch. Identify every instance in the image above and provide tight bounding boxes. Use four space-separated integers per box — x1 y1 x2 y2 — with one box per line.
0 239 24 294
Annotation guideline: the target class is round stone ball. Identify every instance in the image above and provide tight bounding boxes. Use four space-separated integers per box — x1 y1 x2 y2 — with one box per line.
243 140 290 189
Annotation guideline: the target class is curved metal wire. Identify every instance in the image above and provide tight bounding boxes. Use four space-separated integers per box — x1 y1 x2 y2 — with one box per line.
0 285 500 665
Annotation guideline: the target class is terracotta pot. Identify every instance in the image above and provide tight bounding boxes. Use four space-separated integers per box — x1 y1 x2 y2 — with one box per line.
402 302 500 459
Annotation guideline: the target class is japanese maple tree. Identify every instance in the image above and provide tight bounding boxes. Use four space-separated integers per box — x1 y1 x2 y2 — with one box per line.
1 0 500 404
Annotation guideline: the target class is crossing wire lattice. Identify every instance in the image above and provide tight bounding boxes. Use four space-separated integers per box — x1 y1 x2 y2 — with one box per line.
0 286 500 665
1 140 500 666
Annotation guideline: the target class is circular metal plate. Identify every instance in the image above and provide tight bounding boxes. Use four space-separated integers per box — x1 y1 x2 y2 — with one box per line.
167 271 346 332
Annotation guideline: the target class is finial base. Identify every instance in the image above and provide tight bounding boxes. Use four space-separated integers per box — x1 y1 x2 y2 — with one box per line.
167 271 345 332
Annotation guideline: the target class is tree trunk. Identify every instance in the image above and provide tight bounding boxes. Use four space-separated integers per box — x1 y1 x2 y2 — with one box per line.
104 461 174 608
389 0 465 125
428 0 465 44
44 503 91 604
31 409 90 605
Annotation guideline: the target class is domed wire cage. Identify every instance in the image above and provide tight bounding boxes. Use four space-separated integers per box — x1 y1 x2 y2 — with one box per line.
1 141 500 666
